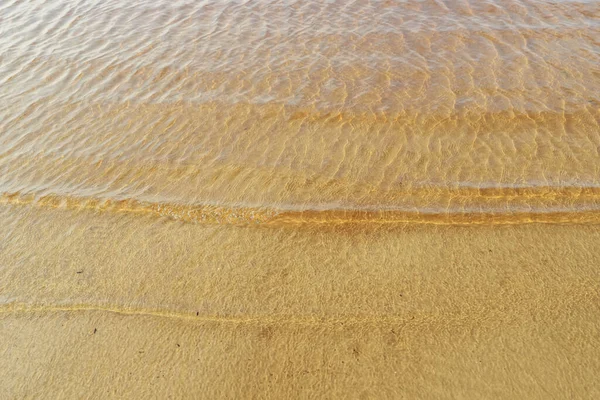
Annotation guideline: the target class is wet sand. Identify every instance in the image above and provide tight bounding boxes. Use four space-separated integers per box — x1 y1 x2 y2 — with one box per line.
1 0 600 397
1 203 600 398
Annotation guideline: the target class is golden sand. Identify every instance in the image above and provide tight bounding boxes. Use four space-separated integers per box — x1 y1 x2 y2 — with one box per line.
1 0 600 397
1 204 600 398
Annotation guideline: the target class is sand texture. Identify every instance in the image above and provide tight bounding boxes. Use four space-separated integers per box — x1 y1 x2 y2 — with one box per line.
1 0 600 397
1 204 600 398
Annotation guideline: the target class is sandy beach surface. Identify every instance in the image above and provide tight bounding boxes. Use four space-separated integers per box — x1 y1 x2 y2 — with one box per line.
1 203 599 398
1 0 600 397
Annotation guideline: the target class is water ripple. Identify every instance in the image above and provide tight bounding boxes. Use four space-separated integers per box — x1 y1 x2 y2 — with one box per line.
0 0 599 223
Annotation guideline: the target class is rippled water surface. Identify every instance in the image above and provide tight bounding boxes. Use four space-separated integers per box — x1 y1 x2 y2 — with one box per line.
3 2 600 397
1 0 599 224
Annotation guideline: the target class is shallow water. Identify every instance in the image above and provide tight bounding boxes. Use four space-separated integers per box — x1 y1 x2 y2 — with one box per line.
1 0 599 224
2 1 600 397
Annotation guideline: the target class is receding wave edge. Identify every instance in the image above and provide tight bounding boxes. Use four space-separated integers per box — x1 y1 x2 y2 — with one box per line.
3 189 600 225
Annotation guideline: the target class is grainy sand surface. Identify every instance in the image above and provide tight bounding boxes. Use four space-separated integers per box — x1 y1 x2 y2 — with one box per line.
1 204 600 398
1 0 599 397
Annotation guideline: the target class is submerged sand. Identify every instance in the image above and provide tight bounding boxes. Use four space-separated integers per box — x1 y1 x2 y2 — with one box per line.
1 203 599 398
2 0 600 397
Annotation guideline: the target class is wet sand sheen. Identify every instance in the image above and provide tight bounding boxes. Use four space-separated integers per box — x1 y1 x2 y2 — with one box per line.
1 203 600 398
